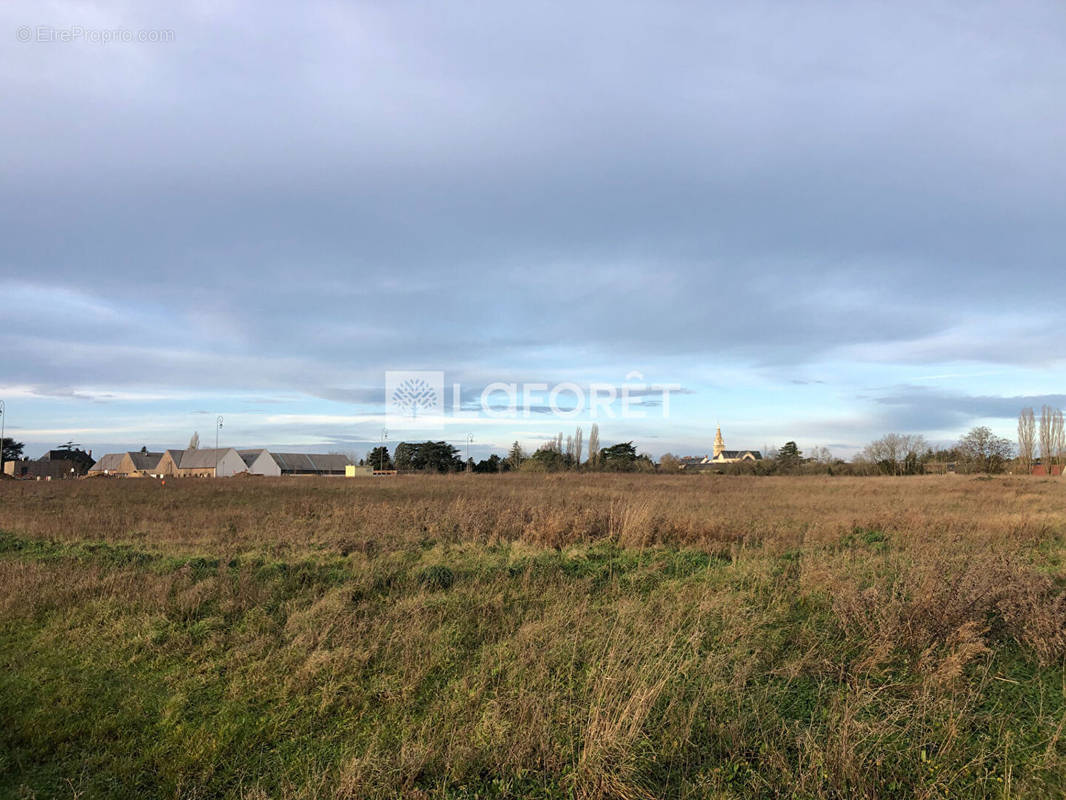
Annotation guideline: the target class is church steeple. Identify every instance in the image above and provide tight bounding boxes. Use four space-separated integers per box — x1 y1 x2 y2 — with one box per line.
713 426 725 459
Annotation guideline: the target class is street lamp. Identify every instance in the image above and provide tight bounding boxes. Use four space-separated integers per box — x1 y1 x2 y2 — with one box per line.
215 416 223 477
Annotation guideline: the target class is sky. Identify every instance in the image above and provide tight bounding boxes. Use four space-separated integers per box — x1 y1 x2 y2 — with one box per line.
2 1 1064 460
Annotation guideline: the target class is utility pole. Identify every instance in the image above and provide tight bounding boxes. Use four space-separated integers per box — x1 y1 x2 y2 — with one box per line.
0 400 5 478
215 416 223 477
379 428 388 471
466 432 474 468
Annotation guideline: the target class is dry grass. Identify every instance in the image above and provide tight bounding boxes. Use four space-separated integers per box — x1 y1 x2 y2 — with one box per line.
1 473 1064 798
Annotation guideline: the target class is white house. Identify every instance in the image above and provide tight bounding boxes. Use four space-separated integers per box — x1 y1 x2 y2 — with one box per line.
239 449 282 476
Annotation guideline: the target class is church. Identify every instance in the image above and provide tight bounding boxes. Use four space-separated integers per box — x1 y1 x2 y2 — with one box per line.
679 427 762 469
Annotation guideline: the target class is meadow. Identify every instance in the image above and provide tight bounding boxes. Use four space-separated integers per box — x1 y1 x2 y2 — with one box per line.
1 473 1065 799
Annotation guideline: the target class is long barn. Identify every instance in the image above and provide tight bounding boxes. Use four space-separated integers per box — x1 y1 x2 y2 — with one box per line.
261 452 350 476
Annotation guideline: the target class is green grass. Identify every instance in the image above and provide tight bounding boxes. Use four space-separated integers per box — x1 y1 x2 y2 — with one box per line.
2 532 1063 799
1 475 1065 798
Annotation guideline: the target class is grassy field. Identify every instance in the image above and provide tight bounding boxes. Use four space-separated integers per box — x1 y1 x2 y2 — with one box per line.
1 474 1065 799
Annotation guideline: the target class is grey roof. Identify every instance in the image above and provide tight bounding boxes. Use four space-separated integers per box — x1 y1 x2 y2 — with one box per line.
719 450 762 459
128 451 164 470
88 451 162 471
237 448 268 467
270 452 351 473
90 453 127 471
177 448 238 469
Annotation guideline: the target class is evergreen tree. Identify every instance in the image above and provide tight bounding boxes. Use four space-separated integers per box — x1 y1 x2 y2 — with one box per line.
1 437 25 462
366 445 393 470
507 441 524 470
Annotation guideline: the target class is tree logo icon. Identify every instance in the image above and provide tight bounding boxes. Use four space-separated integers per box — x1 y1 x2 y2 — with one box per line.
392 377 439 417
385 370 445 430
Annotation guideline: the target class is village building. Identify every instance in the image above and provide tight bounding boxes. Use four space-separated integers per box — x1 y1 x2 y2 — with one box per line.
154 449 187 476
4 447 95 480
239 449 282 476
708 427 762 463
679 428 762 470
266 452 350 476
5 454 84 480
88 451 164 477
88 447 353 478
172 448 248 478
238 450 351 476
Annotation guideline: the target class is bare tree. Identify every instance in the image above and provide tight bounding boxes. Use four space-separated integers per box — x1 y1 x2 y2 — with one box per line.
565 435 574 464
958 426 1013 474
659 453 681 472
810 446 833 464
1039 405 1056 468
573 426 583 467
1054 408 1065 466
587 424 600 469
1017 407 1036 473
862 433 927 475
188 431 200 450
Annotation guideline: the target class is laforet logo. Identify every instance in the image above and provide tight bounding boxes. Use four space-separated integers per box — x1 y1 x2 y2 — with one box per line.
384 370 680 432
392 377 439 418
385 371 446 430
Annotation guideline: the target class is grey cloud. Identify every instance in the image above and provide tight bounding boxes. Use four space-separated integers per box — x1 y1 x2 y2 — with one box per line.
311 387 386 406
1 0 1063 422
872 388 1066 432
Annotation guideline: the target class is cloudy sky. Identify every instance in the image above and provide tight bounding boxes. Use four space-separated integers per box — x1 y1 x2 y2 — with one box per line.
2 1 1064 459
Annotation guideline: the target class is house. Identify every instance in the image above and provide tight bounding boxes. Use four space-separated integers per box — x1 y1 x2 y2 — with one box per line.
88 453 126 476
87 447 351 478
677 456 707 470
3 447 95 479
88 451 164 477
46 448 96 474
4 457 81 480
154 449 187 476
173 448 248 478
238 449 281 476
128 451 165 474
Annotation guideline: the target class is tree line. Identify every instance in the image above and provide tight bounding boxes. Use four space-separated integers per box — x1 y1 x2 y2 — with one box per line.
7 409 1060 478
361 409 1066 477
363 424 655 474
1016 406 1065 473
846 406 1065 476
